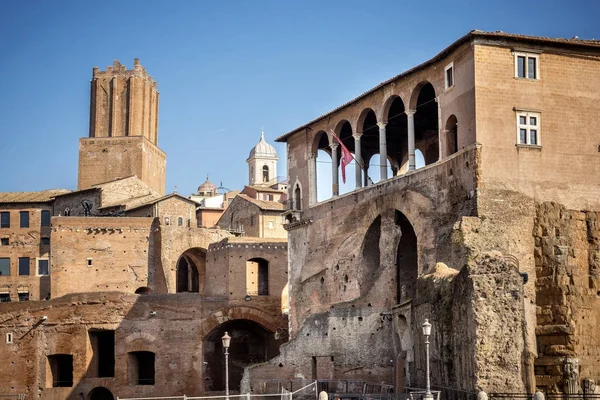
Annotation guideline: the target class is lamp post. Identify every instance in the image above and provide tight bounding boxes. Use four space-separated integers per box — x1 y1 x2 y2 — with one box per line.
422 319 433 400
222 331 231 399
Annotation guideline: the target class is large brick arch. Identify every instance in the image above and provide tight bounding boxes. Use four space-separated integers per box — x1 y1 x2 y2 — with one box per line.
199 306 283 338
361 189 437 276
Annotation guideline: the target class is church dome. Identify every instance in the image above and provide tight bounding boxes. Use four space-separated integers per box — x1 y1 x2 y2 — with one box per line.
197 176 217 196
248 130 277 159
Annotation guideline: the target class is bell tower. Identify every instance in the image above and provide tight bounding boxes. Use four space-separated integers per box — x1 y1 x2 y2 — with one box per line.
78 59 166 195
247 130 278 186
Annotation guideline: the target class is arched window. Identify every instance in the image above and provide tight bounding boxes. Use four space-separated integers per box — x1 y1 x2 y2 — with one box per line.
294 185 301 210
178 217 183 227
262 165 269 182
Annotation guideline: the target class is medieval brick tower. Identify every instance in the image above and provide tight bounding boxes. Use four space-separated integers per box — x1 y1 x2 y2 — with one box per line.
77 59 166 195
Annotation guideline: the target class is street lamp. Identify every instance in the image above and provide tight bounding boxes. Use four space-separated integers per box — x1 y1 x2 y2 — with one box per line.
222 331 231 399
422 319 433 400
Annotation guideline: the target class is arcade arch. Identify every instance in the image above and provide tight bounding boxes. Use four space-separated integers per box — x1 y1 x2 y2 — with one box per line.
202 319 280 392
176 248 206 293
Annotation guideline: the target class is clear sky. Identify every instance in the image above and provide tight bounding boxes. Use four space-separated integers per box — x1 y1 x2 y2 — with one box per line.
1 0 599 196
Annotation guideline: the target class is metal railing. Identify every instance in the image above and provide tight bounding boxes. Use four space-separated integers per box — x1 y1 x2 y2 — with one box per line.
117 381 317 400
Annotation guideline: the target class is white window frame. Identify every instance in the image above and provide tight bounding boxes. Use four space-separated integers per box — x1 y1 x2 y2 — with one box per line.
514 51 540 80
444 62 454 90
37 257 50 276
516 111 541 146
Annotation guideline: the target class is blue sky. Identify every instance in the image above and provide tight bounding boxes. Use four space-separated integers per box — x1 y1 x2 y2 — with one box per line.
1 0 599 196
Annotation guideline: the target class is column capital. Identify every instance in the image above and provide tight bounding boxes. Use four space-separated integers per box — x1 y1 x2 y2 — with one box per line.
308 152 318 159
330 142 339 150
406 109 416 117
377 122 387 129
353 131 363 139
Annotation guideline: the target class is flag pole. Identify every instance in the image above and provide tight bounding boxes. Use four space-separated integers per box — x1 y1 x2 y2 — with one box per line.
330 130 373 184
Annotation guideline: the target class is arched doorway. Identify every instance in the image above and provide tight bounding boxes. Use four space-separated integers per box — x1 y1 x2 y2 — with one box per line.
202 320 280 392
314 131 332 202
176 248 206 293
88 387 114 400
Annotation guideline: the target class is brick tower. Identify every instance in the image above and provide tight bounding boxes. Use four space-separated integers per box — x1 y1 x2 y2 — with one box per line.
78 59 166 195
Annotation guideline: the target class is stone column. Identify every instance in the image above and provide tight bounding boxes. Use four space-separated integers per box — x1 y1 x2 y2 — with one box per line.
407 110 416 170
353 132 363 188
308 152 318 206
378 122 388 180
330 142 339 196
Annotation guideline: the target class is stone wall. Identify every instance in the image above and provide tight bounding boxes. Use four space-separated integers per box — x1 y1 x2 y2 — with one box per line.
0 291 285 400
534 202 600 393
50 217 156 297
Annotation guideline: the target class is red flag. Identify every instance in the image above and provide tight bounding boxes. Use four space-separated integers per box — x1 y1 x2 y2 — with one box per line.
333 134 353 183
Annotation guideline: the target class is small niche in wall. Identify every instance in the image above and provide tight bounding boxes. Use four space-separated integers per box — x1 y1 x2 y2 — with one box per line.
87 258 93 267
6 333 13 344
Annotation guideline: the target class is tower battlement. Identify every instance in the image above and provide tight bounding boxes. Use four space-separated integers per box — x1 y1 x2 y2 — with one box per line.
92 59 156 87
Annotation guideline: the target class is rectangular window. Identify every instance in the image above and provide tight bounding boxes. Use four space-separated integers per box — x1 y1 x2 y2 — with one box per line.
47 354 73 387
41 237 50 245
20 211 29 228
514 52 539 79
445 62 454 89
89 330 115 377
41 210 51 227
1 238 8 246
0 212 10 228
0 294 11 303
0 258 10 276
38 259 49 276
18 292 29 302
18 257 30 276
516 111 541 146
129 351 155 385
87 258 93 267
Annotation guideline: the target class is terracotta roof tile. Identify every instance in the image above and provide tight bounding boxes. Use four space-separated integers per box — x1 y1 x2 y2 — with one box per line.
0 189 71 203
237 194 286 211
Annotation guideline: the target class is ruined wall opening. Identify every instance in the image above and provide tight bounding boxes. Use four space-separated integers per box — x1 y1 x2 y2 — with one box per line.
395 211 417 303
87 387 114 400
88 330 115 378
413 82 439 166
135 287 152 294
176 248 206 293
246 258 269 296
444 114 458 157
202 319 279 392
47 354 73 387
128 351 155 385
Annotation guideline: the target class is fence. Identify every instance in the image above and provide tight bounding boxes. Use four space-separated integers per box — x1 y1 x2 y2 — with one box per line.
117 381 318 400
0 395 26 400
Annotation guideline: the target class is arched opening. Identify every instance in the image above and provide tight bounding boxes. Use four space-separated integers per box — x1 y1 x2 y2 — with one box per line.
384 96 408 175
413 82 439 166
202 320 280 392
246 258 269 296
445 115 458 156
357 108 379 184
135 287 152 295
262 165 269 182
178 217 183 227
336 120 355 195
176 248 206 293
294 184 301 210
314 131 332 202
395 211 417 304
88 387 114 400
